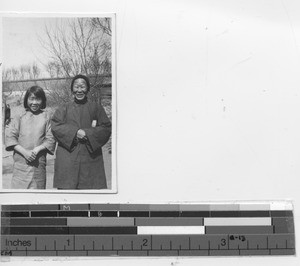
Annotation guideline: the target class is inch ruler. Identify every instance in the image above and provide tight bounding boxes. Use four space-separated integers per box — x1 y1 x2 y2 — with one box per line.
1 203 295 257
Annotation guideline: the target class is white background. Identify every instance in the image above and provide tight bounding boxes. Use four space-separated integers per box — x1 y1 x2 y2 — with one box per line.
0 0 299 265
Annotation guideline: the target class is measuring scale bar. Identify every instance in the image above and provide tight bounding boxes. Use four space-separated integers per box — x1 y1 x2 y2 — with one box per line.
1 202 295 257
1 233 295 256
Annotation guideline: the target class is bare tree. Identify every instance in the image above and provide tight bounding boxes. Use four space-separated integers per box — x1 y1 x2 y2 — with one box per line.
3 63 41 82
32 63 41 79
41 18 111 79
39 17 112 106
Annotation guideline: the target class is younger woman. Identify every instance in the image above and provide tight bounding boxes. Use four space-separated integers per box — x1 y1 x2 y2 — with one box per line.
5 86 56 189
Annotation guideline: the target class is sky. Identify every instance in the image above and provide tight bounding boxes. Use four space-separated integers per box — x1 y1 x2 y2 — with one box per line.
2 17 80 78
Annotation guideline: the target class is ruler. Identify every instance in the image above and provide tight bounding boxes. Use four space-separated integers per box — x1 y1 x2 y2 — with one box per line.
1 203 295 256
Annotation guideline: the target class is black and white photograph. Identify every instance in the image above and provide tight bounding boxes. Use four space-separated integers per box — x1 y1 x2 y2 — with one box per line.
1 15 116 192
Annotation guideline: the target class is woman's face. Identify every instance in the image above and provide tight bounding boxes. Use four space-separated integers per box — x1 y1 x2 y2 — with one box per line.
27 93 42 113
73 78 88 101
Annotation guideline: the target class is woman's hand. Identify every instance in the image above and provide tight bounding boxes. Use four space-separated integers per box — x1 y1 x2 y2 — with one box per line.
76 129 87 140
23 149 36 162
14 145 37 162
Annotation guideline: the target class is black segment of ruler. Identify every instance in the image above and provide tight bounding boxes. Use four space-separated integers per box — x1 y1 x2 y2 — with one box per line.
69 227 137 235
31 211 58 217
1 205 60 211
180 211 210 217
58 211 89 217
210 211 241 217
119 211 149 217
150 211 180 217
1 212 30 217
2 218 67 226
271 211 293 217
239 211 271 217
1 226 69 235
90 211 118 217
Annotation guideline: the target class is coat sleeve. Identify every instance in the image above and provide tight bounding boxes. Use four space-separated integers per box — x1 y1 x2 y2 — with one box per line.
83 104 112 153
51 106 79 151
41 113 56 155
5 114 21 151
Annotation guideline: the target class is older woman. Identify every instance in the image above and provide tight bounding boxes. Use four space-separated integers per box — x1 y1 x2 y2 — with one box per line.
51 74 111 189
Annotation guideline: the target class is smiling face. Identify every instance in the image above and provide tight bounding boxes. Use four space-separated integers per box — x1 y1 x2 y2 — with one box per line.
27 93 43 113
72 78 88 101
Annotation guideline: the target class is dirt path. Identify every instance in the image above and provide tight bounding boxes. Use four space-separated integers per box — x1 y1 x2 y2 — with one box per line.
2 146 112 190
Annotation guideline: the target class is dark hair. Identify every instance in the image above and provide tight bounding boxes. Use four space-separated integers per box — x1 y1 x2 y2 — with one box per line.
71 74 90 92
23 86 47 110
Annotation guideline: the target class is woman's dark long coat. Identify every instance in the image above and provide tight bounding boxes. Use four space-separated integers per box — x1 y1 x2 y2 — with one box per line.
51 100 111 189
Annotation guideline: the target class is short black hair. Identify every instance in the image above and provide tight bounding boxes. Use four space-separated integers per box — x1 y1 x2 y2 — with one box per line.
71 74 90 92
23 86 47 110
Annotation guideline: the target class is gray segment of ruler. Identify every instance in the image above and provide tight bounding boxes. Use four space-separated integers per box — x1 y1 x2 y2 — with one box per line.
109 235 151 251
151 235 190 250
117 251 148 256
8 251 27 256
74 235 113 250
87 251 118 256
240 250 270 256
27 251 57 256
67 217 134 226
1 205 59 211
209 250 240 256
189 235 229 250
117 204 150 211
268 234 295 249
178 250 209 256
1 218 67 226
229 234 269 250
148 250 179 256
270 249 295 255
37 235 74 251
59 204 90 211
89 204 120 210
206 226 273 234
57 251 88 256
272 217 294 233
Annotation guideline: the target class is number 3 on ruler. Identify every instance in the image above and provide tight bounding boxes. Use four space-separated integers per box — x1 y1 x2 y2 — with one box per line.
221 238 226 246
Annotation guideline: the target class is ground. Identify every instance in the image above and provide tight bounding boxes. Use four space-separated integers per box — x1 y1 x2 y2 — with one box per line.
2 143 112 190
